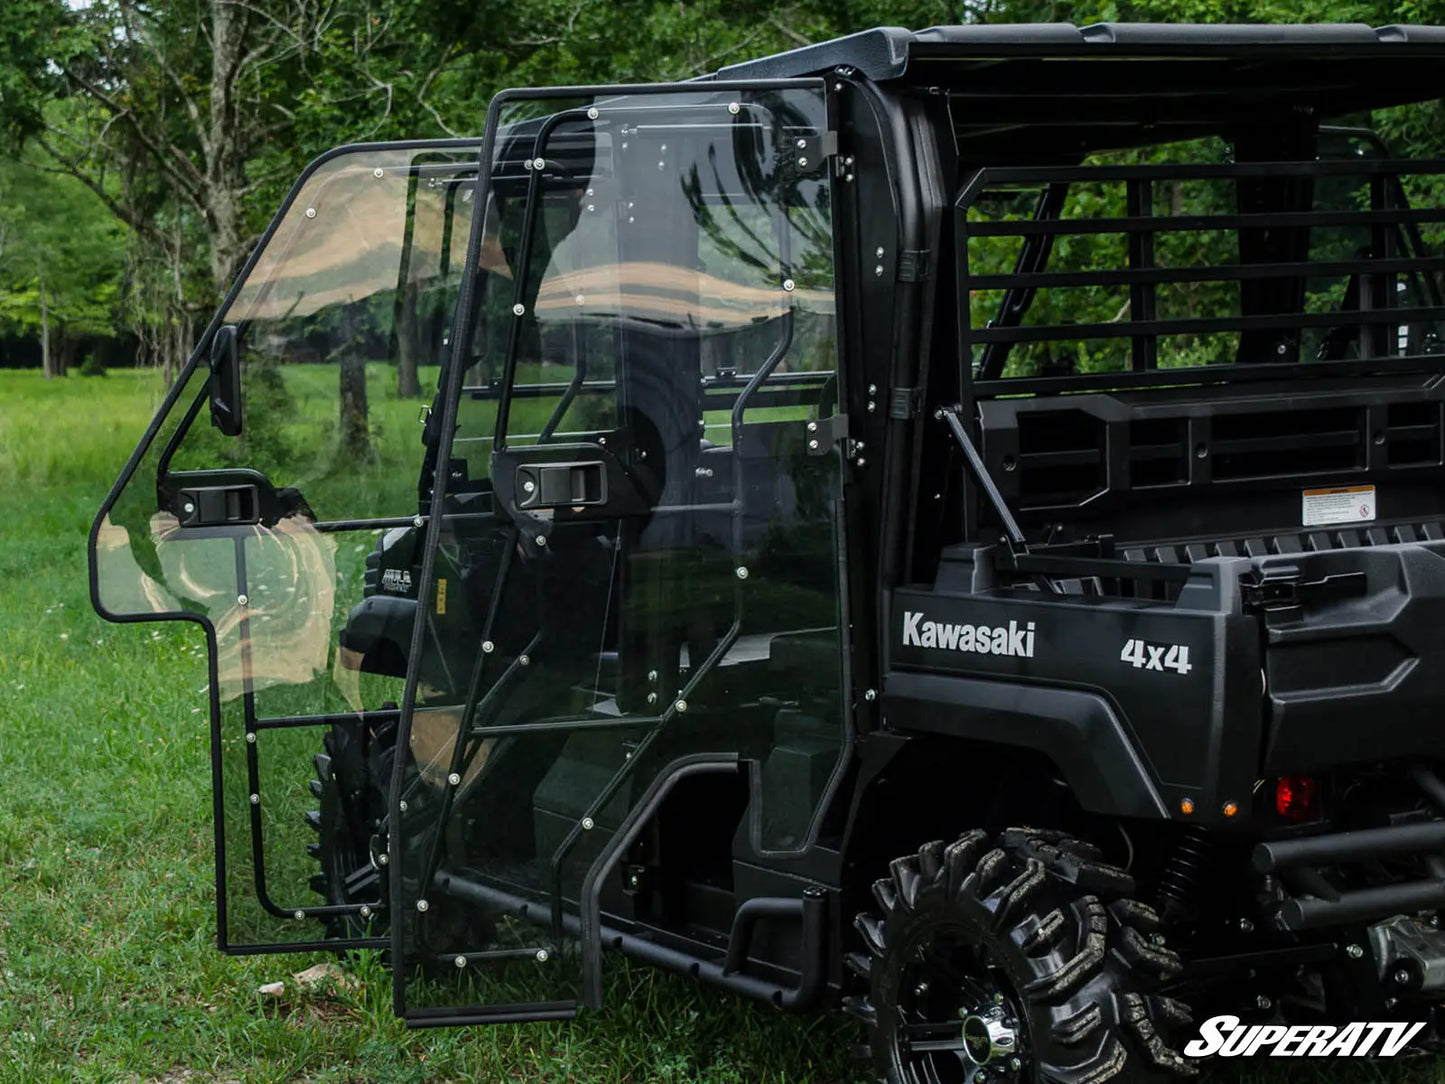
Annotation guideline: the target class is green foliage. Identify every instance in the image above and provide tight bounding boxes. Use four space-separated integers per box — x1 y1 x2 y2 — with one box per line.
0 151 126 343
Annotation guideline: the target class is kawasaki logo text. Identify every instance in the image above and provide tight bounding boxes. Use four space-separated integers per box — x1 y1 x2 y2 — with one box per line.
901 611 1036 659
1184 1015 1425 1058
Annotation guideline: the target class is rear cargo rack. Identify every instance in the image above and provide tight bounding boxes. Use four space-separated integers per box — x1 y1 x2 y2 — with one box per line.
958 155 1445 394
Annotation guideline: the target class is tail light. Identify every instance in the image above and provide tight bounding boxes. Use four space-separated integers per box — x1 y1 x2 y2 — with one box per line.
1274 775 1318 821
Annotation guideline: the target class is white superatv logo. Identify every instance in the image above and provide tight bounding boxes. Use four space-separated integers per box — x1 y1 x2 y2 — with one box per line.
901 611 1035 659
1184 1015 1424 1058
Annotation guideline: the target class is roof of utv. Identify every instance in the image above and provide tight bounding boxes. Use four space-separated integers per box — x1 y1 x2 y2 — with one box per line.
716 24 1445 154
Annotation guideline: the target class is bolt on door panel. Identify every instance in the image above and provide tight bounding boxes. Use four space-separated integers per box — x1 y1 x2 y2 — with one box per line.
392 80 848 1022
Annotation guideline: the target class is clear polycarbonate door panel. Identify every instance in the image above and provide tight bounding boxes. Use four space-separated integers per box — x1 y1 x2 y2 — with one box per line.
90 142 482 951
394 80 846 1020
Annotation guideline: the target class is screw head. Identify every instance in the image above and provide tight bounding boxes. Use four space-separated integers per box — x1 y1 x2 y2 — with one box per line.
182 501 195 514
518 654 530 666
294 910 305 920
237 594 249 607
1395 968 1412 984
413 514 424 527
913 981 929 997
512 303 525 316
532 157 545 171
245 731 256 743
482 640 495 654
535 534 547 547
875 247 885 259
728 102 740 114
647 669 658 682
522 480 535 494
736 566 749 580
581 816 595 830
1009 1058 1021 1072
1239 917 1254 933
455 955 468 968
1346 943 1364 959
808 439 819 450
646 692 657 704
378 853 389 866
373 167 384 178
1256 994 1272 1010
416 899 429 913
398 800 408 813
305 207 316 219
249 793 260 805
782 278 795 292
576 292 586 303
447 772 461 786
797 157 809 168
875 264 885 276
360 905 372 918
587 106 599 120
675 699 688 713
864 688 877 701
536 948 550 962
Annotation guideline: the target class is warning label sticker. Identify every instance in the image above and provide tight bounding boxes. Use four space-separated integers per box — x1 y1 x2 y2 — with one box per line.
1302 485 1376 528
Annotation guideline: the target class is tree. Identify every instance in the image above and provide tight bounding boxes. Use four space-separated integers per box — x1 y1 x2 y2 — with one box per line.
0 153 127 377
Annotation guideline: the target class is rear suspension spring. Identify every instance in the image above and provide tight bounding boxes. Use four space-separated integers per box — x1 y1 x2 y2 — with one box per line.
1155 823 1210 923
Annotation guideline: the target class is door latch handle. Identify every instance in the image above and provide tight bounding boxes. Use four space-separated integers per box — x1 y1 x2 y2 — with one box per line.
177 484 259 527
515 461 606 509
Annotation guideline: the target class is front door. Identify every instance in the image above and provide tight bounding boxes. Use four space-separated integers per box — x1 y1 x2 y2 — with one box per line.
90 140 481 952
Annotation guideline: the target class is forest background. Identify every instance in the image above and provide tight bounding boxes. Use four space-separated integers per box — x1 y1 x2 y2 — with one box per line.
0 0 1442 383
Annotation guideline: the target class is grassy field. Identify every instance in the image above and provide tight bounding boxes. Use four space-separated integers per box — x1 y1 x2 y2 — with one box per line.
0 367 857 1083
2 366 1443 1084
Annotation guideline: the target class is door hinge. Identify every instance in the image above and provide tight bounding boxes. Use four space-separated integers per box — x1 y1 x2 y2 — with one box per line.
787 131 837 177
805 413 848 455
897 249 932 283
889 386 919 420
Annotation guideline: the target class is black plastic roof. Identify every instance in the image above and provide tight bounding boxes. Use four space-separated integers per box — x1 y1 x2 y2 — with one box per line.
716 24 1445 156
717 23 1445 83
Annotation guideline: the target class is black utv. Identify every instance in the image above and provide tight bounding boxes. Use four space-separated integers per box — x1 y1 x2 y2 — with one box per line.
92 21 1445 1082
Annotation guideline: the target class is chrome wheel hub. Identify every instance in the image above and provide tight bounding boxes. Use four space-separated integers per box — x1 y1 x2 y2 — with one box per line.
961 1004 1019 1066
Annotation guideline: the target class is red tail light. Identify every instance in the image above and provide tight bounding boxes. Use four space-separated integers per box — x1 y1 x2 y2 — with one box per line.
1275 776 1318 821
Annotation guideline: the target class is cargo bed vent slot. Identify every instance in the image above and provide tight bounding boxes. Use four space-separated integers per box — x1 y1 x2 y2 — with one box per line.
1211 407 1362 480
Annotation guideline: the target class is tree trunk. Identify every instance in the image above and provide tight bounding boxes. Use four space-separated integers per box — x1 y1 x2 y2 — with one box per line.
396 281 421 398
340 355 371 459
203 0 250 291
39 272 51 379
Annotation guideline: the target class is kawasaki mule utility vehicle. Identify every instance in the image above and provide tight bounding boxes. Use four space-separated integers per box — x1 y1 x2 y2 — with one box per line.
91 22 1445 1082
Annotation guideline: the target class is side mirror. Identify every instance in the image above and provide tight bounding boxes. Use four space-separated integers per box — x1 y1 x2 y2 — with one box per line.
209 324 243 436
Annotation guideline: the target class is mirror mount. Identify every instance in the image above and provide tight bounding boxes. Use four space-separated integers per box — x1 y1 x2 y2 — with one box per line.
209 324 242 436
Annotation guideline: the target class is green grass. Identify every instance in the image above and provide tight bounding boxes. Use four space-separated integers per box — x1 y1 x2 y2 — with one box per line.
0 366 859 1083
3 366 1443 1084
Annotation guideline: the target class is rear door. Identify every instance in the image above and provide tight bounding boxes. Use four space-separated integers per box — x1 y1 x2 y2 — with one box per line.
90 141 481 953
389 80 849 1024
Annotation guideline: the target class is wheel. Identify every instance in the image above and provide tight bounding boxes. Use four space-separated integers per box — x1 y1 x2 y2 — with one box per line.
307 708 498 958
307 716 391 938
850 827 1195 1084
